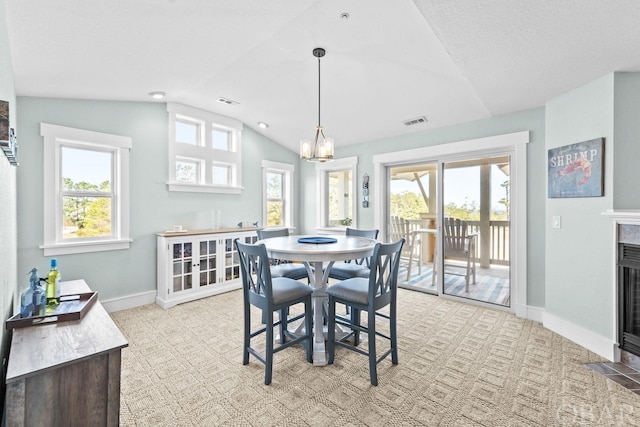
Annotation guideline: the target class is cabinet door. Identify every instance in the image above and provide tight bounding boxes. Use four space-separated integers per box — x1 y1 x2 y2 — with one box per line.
171 241 193 292
223 237 240 281
198 238 218 287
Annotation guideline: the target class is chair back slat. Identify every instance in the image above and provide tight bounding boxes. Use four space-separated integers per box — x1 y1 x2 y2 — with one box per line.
444 217 468 252
369 239 405 302
235 240 273 302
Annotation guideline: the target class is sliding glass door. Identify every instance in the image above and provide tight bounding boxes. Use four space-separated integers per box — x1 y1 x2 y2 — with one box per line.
388 162 438 294
441 155 510 306
387 155 511 307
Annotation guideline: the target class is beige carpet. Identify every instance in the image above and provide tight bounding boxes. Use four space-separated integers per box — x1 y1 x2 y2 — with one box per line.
110 289 640 426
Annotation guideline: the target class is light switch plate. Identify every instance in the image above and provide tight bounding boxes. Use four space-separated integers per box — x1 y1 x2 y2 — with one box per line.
552 216 561 229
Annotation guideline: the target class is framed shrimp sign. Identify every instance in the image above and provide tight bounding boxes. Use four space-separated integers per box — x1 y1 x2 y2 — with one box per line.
548 138 604 198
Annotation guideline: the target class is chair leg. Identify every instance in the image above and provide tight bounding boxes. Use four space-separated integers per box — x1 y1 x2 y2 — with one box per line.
368 310 378 386
351 308 360 346
304 297 313 363
279 309 287 344
265 310 274 385
465 258 470 292
243 301 251 365
390 302 398 365
328 297 336 364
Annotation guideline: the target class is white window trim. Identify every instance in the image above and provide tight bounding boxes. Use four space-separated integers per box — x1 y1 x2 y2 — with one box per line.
40 123 132 256
316 156 358 232
373 131 529 318
262 160 294 229
167 103 243 194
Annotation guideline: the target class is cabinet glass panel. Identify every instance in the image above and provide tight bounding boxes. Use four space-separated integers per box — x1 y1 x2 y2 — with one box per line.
173 276 181 292
199 239 218 287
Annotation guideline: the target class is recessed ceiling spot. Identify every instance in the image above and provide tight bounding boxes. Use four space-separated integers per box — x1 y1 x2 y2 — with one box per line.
403 116 428 126
258 122 269 129
340 12 350 20
149 91 165 99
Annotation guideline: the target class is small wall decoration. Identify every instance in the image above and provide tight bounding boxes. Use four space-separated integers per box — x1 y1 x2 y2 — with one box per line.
548 138 604 198
0 100 18 166
362 173 369 208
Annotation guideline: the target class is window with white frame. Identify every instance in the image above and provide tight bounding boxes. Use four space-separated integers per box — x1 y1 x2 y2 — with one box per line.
316 156 358 230
262 160 294 228
167 103 243 193
40 123 131 256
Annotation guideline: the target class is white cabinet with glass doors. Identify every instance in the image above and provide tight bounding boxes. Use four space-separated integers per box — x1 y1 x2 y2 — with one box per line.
156 228 258 309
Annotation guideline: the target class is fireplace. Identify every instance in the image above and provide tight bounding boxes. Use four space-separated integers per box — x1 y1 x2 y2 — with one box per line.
618 242 640 356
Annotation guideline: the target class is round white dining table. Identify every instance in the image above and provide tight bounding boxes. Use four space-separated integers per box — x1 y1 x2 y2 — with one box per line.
257 234 377 366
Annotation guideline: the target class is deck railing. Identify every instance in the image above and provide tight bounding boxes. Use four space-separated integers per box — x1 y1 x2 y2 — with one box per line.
404 218 510 266
467 220 510 265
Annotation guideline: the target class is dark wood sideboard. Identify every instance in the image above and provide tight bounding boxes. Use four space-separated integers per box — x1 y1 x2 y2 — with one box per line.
4 280 128 426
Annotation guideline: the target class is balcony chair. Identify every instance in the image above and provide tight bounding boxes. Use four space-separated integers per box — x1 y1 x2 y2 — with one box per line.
327 228 379 281
389 216 421 281
438 217 478 292
235 240 313 385
326 238 405 386
257 228 309 281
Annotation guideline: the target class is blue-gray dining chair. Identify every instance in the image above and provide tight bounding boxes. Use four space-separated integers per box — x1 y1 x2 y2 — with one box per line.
257 228 309 281
235 239 313 385
326 238 405 386
327 228 379 281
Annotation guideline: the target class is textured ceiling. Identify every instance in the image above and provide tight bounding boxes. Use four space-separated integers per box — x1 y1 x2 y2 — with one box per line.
5 0 640 152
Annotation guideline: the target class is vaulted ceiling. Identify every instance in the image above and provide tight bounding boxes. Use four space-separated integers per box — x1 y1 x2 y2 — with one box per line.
5 0 640 152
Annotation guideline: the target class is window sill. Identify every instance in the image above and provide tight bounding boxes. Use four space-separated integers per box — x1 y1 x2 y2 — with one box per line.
40 239 132 256
167 182 242 194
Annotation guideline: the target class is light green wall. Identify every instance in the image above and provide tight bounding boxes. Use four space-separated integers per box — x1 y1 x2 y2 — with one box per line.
613 73 640 209
16 97 299 301
545 74 615 338
299 108 547 308
0 0 17 384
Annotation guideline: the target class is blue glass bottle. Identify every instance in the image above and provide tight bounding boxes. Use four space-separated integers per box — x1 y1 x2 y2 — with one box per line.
19 268 40 318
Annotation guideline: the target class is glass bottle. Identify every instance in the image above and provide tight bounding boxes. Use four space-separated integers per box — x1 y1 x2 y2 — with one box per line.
46 258 61 310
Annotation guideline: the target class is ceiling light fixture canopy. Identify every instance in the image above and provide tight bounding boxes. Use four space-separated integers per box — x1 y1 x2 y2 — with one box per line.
300 47 334 163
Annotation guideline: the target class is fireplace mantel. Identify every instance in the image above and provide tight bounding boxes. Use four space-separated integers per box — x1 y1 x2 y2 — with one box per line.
602 209 640 222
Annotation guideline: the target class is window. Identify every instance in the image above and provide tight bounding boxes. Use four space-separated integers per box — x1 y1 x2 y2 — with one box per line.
40 123 131 255
167 103 243 193
316 156 358 230
262 160 294 228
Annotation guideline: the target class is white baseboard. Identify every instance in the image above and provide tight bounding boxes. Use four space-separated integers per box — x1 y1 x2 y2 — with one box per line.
101 291 156 313
543 311 615 361
524 304 545 323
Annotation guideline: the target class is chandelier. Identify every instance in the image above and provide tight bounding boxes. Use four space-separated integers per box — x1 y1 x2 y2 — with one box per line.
300 47 334 162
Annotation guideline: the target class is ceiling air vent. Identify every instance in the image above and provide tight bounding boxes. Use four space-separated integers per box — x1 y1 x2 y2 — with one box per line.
403 116 427 126
217 97 239 106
